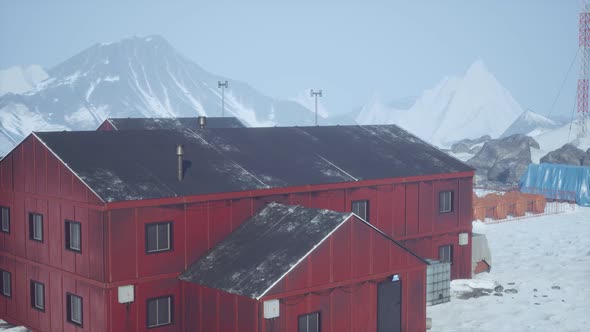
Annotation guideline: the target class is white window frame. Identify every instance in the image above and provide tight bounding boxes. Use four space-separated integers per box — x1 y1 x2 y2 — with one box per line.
298 311 320 332
439 191 453 213
146 222 172 253
67 293 83 326
1 270 11 297
31 280 45 311
147 296 172 328
351 200 369 222
65 220 81 252
439 244 453 264
1 206 9 233
30 213 43 242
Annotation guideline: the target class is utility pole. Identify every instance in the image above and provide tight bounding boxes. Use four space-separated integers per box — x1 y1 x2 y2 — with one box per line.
310 89 323 126
218 80 229 117
577 0 590 138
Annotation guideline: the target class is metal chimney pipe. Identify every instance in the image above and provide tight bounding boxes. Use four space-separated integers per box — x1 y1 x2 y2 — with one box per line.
198 116 207 129
176 144 184 181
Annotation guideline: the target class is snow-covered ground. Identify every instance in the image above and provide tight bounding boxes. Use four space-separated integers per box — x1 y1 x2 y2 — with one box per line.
428 207 590 332
0 320 27 332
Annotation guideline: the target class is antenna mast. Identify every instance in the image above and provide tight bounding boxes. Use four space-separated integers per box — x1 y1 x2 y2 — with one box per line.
218 80 229 117
577 0 590 138
310 89 323 126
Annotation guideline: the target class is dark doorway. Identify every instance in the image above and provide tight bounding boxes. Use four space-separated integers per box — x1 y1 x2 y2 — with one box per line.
377 280 402 332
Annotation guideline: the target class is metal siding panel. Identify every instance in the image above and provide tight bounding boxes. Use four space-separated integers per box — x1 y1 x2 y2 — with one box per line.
59 163 73 200
353 282 374 331
46 150 61 197
13 145 25 193
0 154 13 191
75 206 90 278
406 270 426 332
310 242 330 286
351 219 371 279
88 210 105 282
288 192 311 208
49 271 64 332
200 286 219 332
61 203 76 274
90 285 106 332
219 291 237 332
109 209 136 281
375 185 394 238
235 296 256 332
230 198 253 232
34 139 47 196
23 138 35 194
405 184 419 236
14 260 27 324
418 182 434 234
392 184 406 237
209 201 233 250
185 202 209 266
137 205 185 277
48 199 62 268
433 180 459 231
72 177 88 204
331 221 352 283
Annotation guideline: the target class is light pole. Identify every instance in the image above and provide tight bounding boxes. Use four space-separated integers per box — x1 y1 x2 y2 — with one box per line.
218 80 229 117
310 89 323 126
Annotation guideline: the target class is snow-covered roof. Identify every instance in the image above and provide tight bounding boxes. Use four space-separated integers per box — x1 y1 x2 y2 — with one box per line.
179 203 353 299
33 124 474 202
104 116 246 130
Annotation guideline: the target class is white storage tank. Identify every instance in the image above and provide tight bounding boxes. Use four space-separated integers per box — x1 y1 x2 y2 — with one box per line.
425 259 451 306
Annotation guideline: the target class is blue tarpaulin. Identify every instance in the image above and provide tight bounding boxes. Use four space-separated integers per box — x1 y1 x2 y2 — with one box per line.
519 163 590 206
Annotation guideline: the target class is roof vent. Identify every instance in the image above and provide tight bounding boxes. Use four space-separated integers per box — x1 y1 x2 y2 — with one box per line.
176 144 184 181
198 116 207 129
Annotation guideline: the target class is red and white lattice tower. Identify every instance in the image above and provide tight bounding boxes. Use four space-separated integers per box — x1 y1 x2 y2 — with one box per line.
577 0 590 138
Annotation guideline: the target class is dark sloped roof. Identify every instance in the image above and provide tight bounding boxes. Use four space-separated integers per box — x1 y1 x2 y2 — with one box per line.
34 124 473 202
107 117 246 130
178 203 353 299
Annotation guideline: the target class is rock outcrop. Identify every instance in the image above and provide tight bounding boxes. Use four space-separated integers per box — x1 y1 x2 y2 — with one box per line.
540 144 590 166
468 134 539 184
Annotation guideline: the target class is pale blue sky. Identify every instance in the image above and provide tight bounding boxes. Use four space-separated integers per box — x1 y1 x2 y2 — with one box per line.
0 1 580 118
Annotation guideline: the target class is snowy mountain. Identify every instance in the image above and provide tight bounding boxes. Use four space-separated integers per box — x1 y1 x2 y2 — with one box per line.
530 118 590 163
356 60 524 147
0 65 48 96
501 109 559 138
0 35 318 156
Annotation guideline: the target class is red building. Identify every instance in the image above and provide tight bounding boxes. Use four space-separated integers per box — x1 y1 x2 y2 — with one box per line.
0 124 474 332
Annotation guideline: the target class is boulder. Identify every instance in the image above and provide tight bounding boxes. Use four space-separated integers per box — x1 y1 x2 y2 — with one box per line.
540 143 590 166
451 135 491 154
468 134 539 184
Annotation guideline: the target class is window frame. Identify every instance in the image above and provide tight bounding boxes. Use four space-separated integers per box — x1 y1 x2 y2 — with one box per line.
438 244 453 264
298 311 320 332
0 270 11 298
1 206 10 233
438 191 454 214
65 220 82 253
145 222 173 254
146 295 173 328
30 280 45 312
351 200 369 222
66 293 83 327
29 212 44 242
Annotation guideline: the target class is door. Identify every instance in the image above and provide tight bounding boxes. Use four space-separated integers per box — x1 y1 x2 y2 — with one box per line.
377 280 402 332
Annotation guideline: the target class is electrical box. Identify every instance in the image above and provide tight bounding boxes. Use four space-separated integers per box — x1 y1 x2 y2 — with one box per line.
263 299 280 319
458 233 469 246
118 285 134 304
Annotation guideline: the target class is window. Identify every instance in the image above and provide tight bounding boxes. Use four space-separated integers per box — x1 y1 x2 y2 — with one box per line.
147 296 172 328
439 245 453 264
0 270 10 297
31 281 45 311
146 222 172 253
351 200 369 222
439 191 454 213
29 213 43 242
66 293 83 326
1 206 9 233
65 220 81 252
298 312 320 332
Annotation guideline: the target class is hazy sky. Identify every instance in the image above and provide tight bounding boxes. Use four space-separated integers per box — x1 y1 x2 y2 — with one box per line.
0 1 581 118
